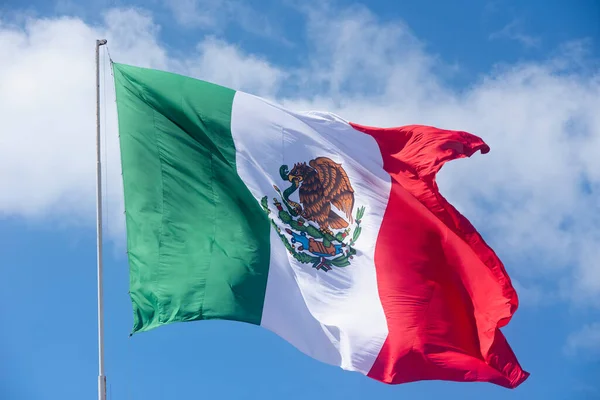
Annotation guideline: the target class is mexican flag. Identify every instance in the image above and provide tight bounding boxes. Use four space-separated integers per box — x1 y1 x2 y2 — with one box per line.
113 63 529 388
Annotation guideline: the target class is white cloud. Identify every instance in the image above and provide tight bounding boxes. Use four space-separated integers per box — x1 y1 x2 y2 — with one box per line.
1 5 599 310
184 36 287 97
164 0 288 44
489 19 541 48
565 323 600 356
165 0 217 28
512 280 552 307
0 15 101 219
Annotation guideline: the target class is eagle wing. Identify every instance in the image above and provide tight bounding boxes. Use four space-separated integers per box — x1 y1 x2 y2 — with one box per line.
297 164 330 226
309 157 355 224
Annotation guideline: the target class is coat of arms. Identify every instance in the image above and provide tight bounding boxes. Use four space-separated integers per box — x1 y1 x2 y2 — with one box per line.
261 157 365 272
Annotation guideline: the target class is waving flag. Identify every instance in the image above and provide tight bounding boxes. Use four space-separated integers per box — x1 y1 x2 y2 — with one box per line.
113 63 529 388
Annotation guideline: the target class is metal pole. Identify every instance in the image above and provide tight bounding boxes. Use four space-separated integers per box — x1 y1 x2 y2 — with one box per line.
96 38 108 400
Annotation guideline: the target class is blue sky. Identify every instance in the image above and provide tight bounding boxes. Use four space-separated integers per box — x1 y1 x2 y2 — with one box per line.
1 0 599 399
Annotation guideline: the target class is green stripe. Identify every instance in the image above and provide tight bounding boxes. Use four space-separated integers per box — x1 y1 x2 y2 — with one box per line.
113 63 271 334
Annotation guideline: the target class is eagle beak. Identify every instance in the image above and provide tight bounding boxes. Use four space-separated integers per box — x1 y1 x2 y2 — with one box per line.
289 175 302 183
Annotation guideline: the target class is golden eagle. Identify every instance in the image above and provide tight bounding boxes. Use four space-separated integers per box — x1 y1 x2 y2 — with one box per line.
288 157 355 233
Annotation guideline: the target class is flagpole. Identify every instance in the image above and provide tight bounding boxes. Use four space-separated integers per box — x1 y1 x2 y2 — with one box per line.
96 38 108 400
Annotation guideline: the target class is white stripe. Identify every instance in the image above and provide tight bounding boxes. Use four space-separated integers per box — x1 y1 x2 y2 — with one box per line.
231 92 391 375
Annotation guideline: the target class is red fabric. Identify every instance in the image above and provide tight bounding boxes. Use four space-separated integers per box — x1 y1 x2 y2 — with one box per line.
349 123 529 388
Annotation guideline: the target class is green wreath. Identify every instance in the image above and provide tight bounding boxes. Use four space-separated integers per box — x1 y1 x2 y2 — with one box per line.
261 196 365 271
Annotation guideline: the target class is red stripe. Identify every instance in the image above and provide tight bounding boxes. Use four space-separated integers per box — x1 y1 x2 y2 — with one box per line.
350 123 529 388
